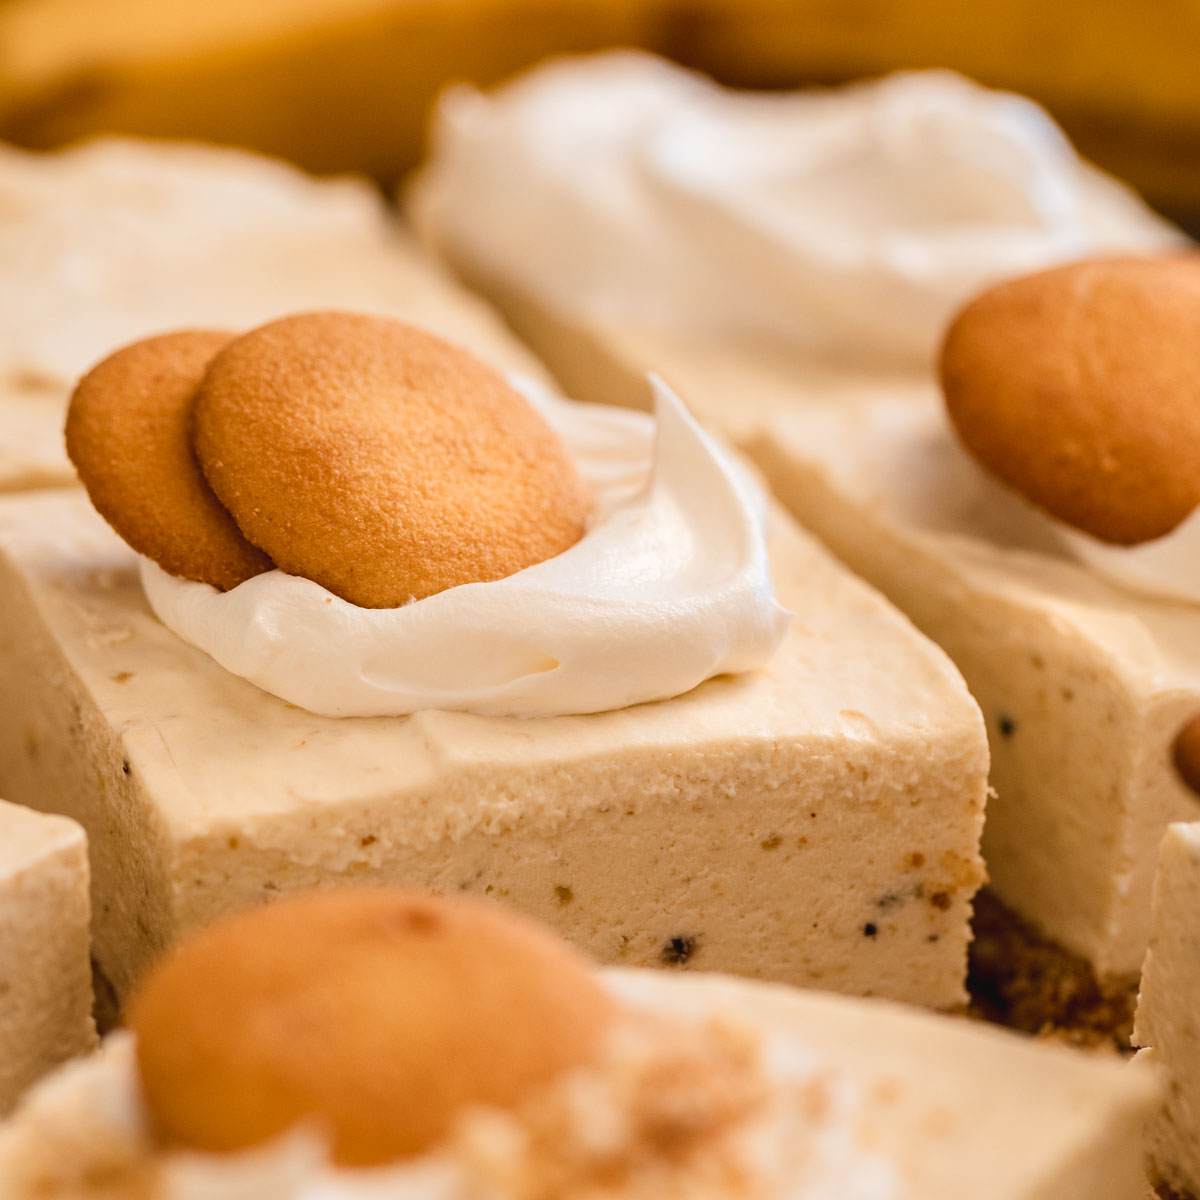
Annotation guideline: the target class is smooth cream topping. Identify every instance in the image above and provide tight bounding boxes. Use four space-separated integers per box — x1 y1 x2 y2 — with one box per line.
419 53 1181 367
142 377 791 718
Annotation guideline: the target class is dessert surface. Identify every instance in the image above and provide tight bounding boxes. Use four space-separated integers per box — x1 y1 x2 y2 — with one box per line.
0 137 550 492
0 798 96 1115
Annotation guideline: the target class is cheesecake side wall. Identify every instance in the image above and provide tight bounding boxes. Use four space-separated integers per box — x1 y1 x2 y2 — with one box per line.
0 552 176 1000
167 728 986 1010
0 809 96 1113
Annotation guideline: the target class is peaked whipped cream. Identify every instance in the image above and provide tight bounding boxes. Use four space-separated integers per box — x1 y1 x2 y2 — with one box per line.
142 378 791 718
418 53 1182 367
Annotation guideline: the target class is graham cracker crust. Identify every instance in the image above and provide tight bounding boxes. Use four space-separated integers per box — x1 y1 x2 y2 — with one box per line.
968 889 1139 1052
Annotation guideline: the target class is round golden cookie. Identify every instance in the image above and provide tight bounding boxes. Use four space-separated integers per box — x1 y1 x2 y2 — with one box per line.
940 255 1200 545
128 889 617 1166
192 312 591 608
66 331 273 591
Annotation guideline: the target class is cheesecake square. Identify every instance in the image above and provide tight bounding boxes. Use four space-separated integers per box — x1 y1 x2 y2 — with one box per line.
0 488 987 1010
411 56 1195 1042
0 799 96 1114
751 397 1200 1040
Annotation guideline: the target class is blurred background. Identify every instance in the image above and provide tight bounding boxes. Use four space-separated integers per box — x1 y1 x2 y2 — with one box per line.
1 0 1198 230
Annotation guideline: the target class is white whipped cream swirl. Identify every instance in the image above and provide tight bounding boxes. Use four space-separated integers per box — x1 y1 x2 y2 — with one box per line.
419 54 1182 367
142 377 791 718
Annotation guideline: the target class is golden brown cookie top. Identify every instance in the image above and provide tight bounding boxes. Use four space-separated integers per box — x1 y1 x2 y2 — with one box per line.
192 312 591 608
128 889 617 1166
65 330 273 591
940 255 1200 544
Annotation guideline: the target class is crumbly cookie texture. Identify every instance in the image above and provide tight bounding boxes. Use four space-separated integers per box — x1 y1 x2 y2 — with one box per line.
66 330 271 592
129 889 616 1165
941 255 1200 545
967 890 1137 1053
192 312 592 607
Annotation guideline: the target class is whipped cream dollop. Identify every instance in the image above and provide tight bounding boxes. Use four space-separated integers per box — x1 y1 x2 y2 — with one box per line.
418 53 1182 367
142 378 791 719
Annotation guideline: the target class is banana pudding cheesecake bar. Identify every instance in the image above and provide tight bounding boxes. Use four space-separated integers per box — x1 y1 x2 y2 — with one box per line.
0 799 95 1114
0 888 1159 1200
415 53 1198 1043
0 305 988 1013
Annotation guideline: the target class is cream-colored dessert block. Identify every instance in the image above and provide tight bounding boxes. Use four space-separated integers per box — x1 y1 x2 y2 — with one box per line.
622 972 1158 1200
0 799 96 1114
418 267 1200 992
1135 822 1200 1199
0 138 551 492
0 488 988 1011
751 397 1200 987
0 968 1160 1199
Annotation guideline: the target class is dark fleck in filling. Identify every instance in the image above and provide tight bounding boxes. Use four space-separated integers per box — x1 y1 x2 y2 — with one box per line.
661 935 698 965
998 714 1016 738
862 923 878 938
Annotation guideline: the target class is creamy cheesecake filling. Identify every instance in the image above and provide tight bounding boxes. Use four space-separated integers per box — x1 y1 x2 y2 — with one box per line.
0 139 471 392
0 801 96 1114
140 376 791 719
753 393 1200 981
0 138 552 493
0 999 899 1200
418 53 1181 370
